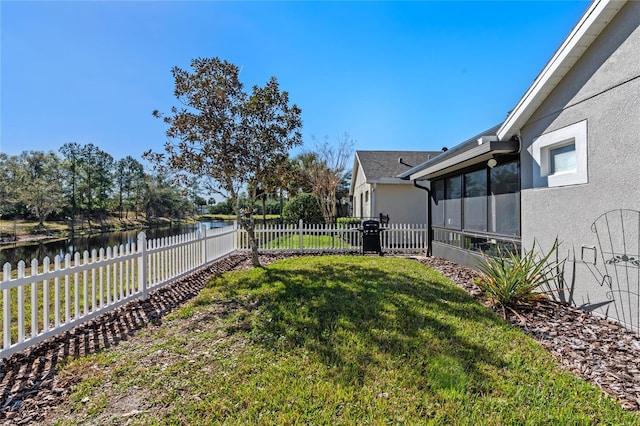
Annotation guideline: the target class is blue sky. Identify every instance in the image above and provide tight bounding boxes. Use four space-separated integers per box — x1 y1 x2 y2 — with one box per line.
1 1 590 162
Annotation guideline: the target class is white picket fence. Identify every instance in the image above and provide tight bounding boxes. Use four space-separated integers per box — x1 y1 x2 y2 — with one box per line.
0 221 427 359
237 220 428 253
0 224 237 359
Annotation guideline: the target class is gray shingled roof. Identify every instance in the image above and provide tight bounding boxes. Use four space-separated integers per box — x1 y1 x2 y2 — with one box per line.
355 150 442 182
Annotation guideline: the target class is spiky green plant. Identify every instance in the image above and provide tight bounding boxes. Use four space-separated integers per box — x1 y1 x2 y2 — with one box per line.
476 239 565 311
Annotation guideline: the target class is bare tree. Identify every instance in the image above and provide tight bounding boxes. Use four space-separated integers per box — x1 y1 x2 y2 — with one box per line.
306 133 355 223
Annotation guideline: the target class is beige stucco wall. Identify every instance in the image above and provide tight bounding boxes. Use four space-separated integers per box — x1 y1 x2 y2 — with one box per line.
351 159 428 223
351 161 371 218
375 183 428 224
519 1 640 329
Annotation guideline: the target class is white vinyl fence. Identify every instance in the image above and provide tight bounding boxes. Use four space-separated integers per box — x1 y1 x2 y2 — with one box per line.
0 221 427 358
237 220 428 253
0 224 236 359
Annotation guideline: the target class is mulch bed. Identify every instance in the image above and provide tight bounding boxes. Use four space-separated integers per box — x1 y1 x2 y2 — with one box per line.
414 255 640 411
1 252 640 424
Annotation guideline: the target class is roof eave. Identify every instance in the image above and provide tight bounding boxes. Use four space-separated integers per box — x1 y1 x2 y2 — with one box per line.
409 140 519 181
397 124 503 180
497 0 626 140
348 153 362 196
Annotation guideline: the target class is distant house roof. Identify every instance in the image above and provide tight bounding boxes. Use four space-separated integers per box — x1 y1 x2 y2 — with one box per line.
497 0 626 140
398 124 519 181
350 150 441 195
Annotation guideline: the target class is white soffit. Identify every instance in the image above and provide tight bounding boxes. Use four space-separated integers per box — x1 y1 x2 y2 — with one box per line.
408 140 517 181
497 0 626 140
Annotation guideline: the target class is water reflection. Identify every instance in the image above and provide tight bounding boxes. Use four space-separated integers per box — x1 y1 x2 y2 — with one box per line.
0 221 230 267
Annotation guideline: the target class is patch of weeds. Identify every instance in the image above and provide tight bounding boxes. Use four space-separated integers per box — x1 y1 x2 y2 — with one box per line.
69 374 106 412
174 304 194 319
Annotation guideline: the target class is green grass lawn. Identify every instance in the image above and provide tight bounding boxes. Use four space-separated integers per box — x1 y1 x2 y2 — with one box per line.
51 256 638 425
261 233 354 250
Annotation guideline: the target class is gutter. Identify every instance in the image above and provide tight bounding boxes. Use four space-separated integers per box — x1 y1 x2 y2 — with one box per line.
412 180 432 257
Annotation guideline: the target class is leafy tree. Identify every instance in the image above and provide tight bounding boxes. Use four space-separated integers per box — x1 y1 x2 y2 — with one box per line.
289 152 316 195
18 151 64 227
131 167 148 219
253 153 295 224
147 57 302 267
264 197 282 215
59 142 83 229
93 149 115 219
194 194 208 214
115 156 145 219
64 143 114 225
209 197 234 215
0 154 22 235
336 170 352 216
282 193 324 224
144 174 189 221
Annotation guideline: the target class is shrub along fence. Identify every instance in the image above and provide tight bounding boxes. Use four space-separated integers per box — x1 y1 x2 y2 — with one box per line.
0 221 427 358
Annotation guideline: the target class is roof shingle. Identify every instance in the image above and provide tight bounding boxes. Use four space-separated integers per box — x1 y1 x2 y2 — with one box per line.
355 150 441 181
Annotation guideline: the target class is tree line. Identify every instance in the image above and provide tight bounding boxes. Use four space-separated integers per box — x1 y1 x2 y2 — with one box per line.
0 136 352 232
0 142 196 229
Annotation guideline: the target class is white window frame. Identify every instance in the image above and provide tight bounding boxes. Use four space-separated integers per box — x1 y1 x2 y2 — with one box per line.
530 120 588 188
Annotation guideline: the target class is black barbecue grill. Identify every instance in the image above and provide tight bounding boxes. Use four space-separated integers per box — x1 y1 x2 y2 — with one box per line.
360 220 384 256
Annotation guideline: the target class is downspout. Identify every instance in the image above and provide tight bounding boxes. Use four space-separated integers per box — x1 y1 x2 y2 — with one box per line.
413 180 432 257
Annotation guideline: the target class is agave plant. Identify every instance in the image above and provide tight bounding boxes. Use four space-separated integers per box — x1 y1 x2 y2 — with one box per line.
476 239 565 315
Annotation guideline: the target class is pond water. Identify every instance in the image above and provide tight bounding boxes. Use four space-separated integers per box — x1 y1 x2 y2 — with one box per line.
0 221 231 268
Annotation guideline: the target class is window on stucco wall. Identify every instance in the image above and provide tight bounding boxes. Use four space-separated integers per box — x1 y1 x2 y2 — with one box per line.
530 120 587 188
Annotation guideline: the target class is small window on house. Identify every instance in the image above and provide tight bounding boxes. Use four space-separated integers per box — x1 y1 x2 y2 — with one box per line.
530 120 587 188
550 143 576 174
365 191 369 202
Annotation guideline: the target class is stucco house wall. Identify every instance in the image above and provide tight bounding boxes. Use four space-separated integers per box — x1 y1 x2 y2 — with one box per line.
351 158 371 218
350 150 438 223
374 183 428 224
519 0 640 328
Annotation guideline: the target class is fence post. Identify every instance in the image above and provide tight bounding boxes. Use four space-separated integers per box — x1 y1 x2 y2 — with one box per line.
3 263 11 351
200 224 208 266
299 219 304 253
234 220 239 251
138 232 148 300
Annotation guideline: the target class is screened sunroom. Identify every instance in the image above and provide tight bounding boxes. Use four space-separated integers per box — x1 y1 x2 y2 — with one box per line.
399 126 521 267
